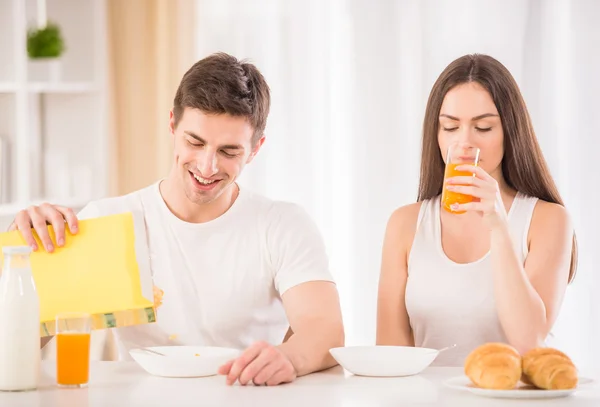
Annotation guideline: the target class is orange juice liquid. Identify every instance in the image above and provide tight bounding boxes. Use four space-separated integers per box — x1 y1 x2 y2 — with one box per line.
56 332 91 386
442 163 477 214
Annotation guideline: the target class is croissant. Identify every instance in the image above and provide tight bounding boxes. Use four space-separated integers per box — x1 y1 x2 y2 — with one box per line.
521 347 578 390
464 343 522 390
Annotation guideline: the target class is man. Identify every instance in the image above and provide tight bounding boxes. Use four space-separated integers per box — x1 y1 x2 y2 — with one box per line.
10 53 344 386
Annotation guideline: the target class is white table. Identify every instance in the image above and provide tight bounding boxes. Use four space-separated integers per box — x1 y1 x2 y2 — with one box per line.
0 361 598 406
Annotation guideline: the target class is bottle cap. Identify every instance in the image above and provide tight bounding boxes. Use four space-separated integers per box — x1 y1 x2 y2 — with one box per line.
2 246 33 255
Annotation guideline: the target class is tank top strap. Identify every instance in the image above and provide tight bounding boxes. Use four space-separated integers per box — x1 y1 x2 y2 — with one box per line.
408 197 440 272
415 199 428 231
507 192 539 260
417 197 440 241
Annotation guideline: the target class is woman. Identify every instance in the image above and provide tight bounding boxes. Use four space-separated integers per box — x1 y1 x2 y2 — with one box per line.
376 54 577 366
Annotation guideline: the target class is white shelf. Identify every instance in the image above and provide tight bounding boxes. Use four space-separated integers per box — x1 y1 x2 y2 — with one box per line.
27 81 98 93
0 196 91 217
0 0 110 218
0 82 18 93
0 82 98 94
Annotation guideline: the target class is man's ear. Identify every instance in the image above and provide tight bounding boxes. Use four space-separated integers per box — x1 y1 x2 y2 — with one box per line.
247 135 266 164
169 110 176 136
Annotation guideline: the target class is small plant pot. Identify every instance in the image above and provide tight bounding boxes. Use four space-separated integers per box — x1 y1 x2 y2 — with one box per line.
28 57 62 82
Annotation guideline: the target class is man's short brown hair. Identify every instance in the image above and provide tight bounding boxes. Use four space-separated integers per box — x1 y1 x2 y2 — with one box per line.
173 53 271 144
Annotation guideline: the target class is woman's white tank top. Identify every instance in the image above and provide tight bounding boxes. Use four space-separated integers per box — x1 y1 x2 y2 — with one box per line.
405 192 539 366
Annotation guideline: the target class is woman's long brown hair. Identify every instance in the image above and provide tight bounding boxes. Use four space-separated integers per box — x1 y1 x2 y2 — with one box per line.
417 54 577 282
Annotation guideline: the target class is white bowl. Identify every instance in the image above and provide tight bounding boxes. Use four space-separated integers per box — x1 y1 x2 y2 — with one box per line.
129 346 241 378
329 345 439 377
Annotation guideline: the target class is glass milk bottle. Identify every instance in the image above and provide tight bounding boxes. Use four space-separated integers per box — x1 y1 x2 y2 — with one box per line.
0 246 41 391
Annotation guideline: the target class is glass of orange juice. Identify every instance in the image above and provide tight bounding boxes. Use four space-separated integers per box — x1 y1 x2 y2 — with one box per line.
55 312 91 388
441 143 480 214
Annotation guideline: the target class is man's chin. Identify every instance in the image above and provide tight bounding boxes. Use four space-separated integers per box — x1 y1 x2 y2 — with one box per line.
187 182 230 205
187 190 220 205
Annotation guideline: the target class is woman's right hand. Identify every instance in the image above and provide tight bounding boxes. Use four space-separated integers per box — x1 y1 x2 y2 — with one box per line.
9 203 79 252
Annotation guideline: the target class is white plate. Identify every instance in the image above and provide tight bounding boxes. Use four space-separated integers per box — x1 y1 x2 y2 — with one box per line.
329 346 439 377
129 346 241 378
444 375 595 399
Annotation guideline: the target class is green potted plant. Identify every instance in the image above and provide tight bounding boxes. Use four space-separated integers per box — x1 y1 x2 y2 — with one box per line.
26 22 66 82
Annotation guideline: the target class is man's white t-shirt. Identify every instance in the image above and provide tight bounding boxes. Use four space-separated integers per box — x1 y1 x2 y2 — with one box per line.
56 181 334 360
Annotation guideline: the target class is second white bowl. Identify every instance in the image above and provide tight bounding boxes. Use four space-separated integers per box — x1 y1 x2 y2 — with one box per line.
329 345 439 377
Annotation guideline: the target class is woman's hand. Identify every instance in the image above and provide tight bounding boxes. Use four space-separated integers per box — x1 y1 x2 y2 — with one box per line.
445 164 508 229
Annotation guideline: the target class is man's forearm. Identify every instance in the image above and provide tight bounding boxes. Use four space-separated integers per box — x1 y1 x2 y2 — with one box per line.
277 322 344 377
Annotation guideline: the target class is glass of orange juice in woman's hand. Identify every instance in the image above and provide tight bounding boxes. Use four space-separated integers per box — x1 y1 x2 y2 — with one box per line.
442 143 480 214
55 313 92 388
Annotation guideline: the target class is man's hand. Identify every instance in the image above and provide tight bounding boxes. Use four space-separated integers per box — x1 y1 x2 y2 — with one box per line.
218 341 297 386
9 203 78 252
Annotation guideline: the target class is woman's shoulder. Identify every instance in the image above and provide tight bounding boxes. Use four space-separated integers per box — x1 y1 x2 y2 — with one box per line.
384 200 430 246
388 202 422 226
527 198 572 243
387 195 442 228
530 199 571 227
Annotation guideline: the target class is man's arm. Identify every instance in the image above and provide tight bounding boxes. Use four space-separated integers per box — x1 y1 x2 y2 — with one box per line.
277 280 344 375
219 281 344 386
218 202 344 386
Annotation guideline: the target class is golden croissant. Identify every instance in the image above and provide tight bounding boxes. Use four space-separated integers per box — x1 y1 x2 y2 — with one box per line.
521 347 578 390
464 343 522 390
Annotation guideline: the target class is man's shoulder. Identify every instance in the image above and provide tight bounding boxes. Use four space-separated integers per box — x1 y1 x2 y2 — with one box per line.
240 188 310 223
240 191 320 244
77 183 158 220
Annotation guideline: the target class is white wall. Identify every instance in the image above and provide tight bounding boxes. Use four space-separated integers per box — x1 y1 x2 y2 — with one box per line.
195 0 600 370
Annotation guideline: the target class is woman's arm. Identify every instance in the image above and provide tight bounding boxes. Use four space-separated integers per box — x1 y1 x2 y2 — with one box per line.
447 165 573 354
491 201 572 354
376 203 421 346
